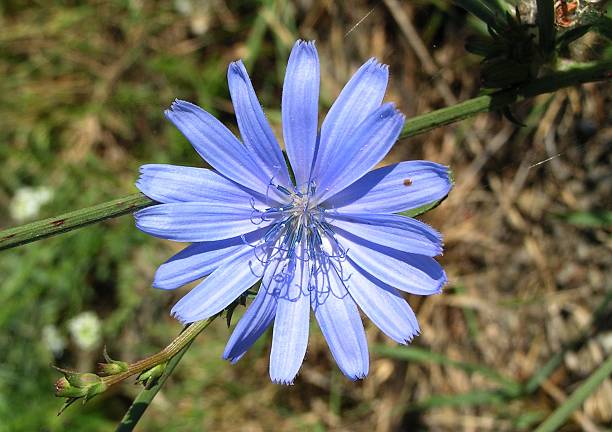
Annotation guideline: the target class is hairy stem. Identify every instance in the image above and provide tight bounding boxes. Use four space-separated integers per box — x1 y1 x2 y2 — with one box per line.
400 59 611 139
1 60 609 251
102 318 214 388
0 193 154 251
114 318 215 432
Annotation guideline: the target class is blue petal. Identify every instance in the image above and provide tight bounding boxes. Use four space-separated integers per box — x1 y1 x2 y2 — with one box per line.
223 286 277 363
269 255 311 384
153 228 266 290
137 164 268 205
343 260 420 344
135 202 272 242
165 100 282 199
312 268 369 380
312 58 388 181
228 61 292 188
315 103 405 202
171 247 265 323
323 161 452 213
327 213 442 257
282 40 320 187
337 229 447 296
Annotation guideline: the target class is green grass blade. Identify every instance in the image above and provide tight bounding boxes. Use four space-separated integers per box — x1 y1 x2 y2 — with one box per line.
555 210 612 228
534 355 612 432
373 345 521 393
453 0 503 32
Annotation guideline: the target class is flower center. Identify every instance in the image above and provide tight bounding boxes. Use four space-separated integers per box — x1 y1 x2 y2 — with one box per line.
254 181 346 268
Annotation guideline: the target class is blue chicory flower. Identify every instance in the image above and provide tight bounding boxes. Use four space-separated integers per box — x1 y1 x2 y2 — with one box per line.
135 40 452 383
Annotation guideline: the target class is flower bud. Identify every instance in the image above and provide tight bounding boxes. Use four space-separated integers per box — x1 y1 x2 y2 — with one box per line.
98 361 129 376
53 368 108 402
98 348 129 375
137 363 167 387
65 372 102 388
54 377 88 398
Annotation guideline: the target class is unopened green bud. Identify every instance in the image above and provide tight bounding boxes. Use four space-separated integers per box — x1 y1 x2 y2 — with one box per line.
84 380 108 402
65 372 102 388
98 360 128 375
54 377 89 398
137 363 166 387
98 348 129 375
53 367 108 401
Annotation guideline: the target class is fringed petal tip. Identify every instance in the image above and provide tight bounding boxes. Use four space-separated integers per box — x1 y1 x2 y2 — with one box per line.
170 310 192 326
166 98 189 112
221 349 242 365
345 371 367 381
271 376 296 385
227 60 246 78
400 327 421 345
365 57 389 71
295 39 316 48
433 271 449 295
151 279 170 290
270 378 293 385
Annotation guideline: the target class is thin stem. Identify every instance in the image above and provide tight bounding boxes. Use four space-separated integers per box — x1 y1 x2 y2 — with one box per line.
115 318 215 432
400 59 612 139
103 318 214 388
0 61 609 251
0 193 154 251
533 355 612 432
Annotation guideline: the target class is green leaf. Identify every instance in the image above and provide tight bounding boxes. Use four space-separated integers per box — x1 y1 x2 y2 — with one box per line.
555 210 612 228
373 344 521 393
454 0 505 33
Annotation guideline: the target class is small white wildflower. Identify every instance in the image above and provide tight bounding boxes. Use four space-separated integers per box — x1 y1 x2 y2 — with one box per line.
68 311 102 351
42 324 67 356
9 186 54 221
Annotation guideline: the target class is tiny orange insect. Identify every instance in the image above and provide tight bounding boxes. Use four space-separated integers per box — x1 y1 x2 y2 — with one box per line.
555 0 579 28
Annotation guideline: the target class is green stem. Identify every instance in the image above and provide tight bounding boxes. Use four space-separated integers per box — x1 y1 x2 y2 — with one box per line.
533 355 612 432
102 318 213 388
400 59 612 139
0 61 609 251
114 318 215 432
0 193 154 251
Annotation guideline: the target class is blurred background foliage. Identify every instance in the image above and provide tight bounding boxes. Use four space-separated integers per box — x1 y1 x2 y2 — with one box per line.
0 0 610 431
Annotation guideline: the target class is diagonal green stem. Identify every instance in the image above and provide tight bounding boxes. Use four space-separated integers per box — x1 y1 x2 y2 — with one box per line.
114 318 215 432
533 355 612 432
0 193 154 251
400 59 612 139
0 61 609 252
